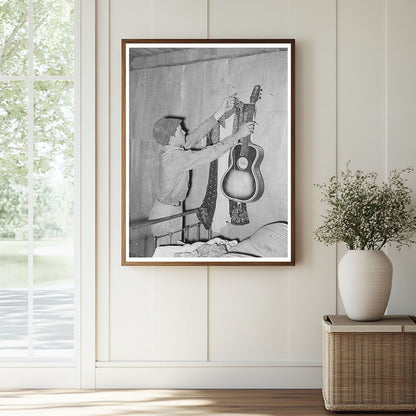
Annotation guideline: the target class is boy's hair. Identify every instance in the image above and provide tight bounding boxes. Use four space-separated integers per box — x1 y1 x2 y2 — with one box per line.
152 117 182 145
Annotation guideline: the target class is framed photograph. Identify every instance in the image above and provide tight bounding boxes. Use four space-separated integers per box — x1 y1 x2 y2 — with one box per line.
122 39 295 265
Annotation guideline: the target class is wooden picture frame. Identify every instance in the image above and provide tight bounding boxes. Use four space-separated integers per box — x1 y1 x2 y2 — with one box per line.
122 39 295 265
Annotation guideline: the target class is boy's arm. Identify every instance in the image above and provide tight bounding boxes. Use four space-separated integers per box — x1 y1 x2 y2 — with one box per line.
180 133 239 170
184 116 219 150
184 95 237 149
180 124 253 171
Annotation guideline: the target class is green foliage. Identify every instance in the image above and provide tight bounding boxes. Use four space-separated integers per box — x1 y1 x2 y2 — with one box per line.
33 0 74 75
0 81 28 179
34 81 74 177
34 175 73 239
0 81 28 238
0 1 74 241
314 164 416 250
0 0 74 76
0 0 28 75
0 176 27 238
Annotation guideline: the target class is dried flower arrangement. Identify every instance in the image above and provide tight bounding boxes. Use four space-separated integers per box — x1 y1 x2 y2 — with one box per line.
314 164 416 250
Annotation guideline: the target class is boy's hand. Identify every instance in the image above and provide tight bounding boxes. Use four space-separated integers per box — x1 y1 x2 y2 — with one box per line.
214 94 237 119
237 122 255 138
221 94 237 113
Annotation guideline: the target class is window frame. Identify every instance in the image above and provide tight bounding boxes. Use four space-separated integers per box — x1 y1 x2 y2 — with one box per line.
0 0 95 388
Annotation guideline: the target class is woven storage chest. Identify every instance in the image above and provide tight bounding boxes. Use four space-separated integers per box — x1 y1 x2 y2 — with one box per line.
322 315 416 411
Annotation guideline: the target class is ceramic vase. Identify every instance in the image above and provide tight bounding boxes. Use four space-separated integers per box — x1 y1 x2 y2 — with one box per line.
338 250 392 321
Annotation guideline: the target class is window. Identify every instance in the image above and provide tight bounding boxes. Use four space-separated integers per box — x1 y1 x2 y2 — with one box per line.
0 0 77 361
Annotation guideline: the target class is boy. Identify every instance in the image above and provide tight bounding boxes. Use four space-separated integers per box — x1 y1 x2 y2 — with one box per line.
149 95 254 241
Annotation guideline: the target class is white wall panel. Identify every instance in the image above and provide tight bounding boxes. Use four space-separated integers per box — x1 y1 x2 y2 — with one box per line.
151 270 208 361
336 0 387 314
104 0 209 362
110 268 208 361
386 0 416 315
209 267 290 361
110 0 153 37
94 0 416 388
337 0 387 172
209 0 289 38
150 0 207 38
207 0 337 366
110 272 155 360
286 0 337 361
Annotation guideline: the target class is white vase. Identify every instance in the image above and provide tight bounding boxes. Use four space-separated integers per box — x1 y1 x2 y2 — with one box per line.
338 250 392 321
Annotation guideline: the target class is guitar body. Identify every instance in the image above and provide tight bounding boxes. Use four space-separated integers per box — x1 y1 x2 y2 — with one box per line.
221 142 265 203
221 85 266 204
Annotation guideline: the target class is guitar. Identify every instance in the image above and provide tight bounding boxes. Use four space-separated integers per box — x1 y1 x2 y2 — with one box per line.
221 85 265 203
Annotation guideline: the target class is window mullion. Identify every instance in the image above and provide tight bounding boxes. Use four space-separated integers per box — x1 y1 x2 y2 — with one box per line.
27 0 34 360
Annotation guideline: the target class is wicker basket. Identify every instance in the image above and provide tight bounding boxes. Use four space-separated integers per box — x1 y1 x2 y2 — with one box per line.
322 315 416 411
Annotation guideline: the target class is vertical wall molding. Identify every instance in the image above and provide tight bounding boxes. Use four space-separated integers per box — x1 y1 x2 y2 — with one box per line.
96 0 111 363
80 0 96 388
335 0 339 314
206 0 211 354
206 266 210 361
206 0 210 38
385 0 389 177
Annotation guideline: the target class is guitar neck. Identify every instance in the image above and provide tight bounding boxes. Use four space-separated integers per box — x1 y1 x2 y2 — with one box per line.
241 103 256 147
244 103 256 122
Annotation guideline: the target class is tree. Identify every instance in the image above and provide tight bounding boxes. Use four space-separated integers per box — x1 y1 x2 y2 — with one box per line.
0 0 28 75
0 176 27 238
0 0 74 240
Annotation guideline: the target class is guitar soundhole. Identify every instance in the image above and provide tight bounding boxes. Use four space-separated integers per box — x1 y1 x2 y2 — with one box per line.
237 157 249 170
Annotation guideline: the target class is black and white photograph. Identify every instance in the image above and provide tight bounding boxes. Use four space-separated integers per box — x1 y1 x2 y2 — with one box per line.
122 40 295 265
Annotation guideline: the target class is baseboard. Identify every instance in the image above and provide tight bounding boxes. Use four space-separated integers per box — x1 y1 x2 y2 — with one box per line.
0 367 80 388
95 365 323 388
0 364 323 389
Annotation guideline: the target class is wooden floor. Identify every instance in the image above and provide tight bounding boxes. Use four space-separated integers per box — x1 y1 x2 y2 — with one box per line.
0 389 413 415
